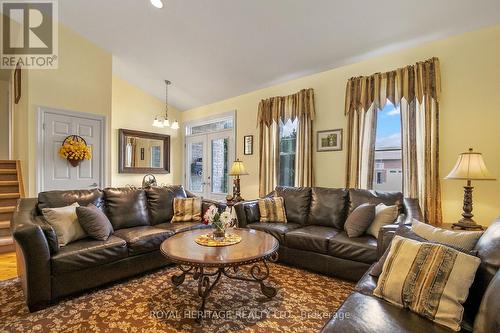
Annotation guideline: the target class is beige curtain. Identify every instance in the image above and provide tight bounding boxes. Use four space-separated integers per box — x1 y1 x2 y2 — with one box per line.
258 88 315 197
345 57 442 225
345 105 377 189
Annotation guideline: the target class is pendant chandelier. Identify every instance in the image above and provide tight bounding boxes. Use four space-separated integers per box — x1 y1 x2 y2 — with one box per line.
153 80 179 130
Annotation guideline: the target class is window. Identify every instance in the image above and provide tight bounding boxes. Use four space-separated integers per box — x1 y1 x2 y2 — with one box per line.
150 145 162 168
186 118 233 135
373 101 402 191
279 119 297 186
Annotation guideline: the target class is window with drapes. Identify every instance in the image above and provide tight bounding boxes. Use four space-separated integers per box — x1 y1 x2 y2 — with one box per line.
344 57 442 225
257 89 315 197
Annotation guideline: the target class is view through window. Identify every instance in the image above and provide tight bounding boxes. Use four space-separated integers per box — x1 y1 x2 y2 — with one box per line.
373 101 402 192
279 119 297 186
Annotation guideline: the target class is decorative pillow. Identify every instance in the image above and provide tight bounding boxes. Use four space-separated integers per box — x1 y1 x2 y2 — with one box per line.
366 203 399 239
344 203 376 238
370 227 427 277
411 219 483 252
76 204 114 241
42 202 85 246
171 197 202 222
258 197 287 223
374 236 481 331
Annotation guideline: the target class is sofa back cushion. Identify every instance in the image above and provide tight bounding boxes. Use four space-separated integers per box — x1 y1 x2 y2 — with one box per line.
104 188 149 230
348 189 403 214
146 185 187 225
308 187 348 229
463 217 500 324
274 186 311 225
37 189 104 213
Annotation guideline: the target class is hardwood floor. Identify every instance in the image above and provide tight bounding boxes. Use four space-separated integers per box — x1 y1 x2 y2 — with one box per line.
0 252 17 281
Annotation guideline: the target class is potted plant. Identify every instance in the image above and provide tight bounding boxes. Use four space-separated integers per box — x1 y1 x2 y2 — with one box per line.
203 205 232 240
58 135 92 167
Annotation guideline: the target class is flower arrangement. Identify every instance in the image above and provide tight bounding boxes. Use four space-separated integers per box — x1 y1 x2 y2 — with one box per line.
203 205 232 239
58 136 92 167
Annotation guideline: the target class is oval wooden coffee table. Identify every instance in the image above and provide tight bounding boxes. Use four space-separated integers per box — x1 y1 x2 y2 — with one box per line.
160 228 279 322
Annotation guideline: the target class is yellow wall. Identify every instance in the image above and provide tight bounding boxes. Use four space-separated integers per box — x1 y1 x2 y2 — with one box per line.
111 75 182 187
182 24 500 226
13 24 112 196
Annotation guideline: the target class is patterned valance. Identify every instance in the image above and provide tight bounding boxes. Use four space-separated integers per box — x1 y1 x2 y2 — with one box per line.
258 88 315 127
344 57 441 115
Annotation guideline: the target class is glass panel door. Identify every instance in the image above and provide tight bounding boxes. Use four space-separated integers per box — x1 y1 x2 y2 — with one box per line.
186 135 207 196
207 131 233 201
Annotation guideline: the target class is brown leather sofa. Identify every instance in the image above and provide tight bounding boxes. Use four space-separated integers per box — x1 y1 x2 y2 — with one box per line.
11 186 219 312
234 186 422 281
320 218 500 333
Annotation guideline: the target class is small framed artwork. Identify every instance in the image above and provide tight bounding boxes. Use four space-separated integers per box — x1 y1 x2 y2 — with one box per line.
317 129 343 152
244 135 253 155
14 62 21 104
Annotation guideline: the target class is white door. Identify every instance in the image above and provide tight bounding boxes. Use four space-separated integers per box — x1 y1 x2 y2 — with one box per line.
186 130 234 200
40 109 104 192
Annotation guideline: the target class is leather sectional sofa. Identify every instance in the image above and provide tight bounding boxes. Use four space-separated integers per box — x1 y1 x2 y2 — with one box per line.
321 218 500 333
11 186 220 312
234 186 422 281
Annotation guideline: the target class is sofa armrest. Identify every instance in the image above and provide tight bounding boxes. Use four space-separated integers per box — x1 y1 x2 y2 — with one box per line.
377 223 400 259
11 198 52 311
234 200 260 228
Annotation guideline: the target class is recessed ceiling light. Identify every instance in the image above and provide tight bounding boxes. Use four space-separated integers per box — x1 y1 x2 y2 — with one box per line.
150 0 163 9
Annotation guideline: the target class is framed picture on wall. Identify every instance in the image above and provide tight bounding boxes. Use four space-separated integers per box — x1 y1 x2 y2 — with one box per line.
317 129 343 152
244 135 253 155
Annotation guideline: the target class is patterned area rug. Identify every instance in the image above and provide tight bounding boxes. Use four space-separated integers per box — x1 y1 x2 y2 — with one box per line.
0 263 354 332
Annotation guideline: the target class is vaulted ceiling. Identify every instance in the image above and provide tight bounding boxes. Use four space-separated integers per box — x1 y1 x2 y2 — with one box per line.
59 0 500 110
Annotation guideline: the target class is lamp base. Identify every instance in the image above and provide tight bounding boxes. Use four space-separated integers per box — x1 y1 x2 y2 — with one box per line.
452 218 483 231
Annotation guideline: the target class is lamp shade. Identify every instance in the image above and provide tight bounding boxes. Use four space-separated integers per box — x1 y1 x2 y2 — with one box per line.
229 159 249 176
445 148 496 180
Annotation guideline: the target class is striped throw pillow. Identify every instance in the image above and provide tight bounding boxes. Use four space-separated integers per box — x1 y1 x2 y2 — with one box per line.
171 197 202 222
374 236 481 331
258 197 287 223
411 219 483 252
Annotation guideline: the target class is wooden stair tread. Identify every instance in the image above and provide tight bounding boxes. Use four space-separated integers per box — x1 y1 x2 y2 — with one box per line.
0 181 18 186
0 236 13 246
0 169 16 174
0 193 20 199
0 206 15 213
0 221 9 229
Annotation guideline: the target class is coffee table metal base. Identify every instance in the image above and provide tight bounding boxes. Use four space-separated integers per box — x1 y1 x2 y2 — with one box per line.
171 253 278 323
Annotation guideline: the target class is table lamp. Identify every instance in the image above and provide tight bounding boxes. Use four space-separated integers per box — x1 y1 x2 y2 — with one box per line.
445 148 496 230
229 159 248 203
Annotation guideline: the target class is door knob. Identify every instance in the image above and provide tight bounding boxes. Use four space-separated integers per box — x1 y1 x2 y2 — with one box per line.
90 183 98 187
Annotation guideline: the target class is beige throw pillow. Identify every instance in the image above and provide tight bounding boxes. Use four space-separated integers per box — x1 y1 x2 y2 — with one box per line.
374 236 481 331
411 219 483 252
366 203 399 239
171 197 202 222
42 202 86 246
258 197 287 223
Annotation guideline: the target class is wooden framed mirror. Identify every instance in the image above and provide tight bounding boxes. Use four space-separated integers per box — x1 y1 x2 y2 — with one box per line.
118 129 170 174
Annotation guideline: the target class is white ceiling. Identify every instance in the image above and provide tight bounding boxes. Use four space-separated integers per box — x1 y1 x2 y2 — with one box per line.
59 0 500 111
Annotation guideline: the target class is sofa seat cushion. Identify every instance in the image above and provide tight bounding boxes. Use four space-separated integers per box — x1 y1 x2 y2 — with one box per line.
113 226 173 255
155 222 209 234
328 231 377 264
321 292 468 333
246 222 301 244
51 235 128 274
285 226 339 254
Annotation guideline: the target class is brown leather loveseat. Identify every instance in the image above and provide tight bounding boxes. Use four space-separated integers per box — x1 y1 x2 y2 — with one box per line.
12 185 218 312
234 186 422 281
